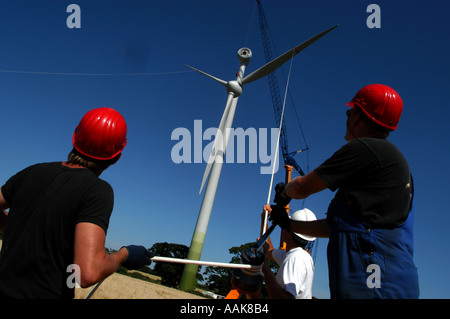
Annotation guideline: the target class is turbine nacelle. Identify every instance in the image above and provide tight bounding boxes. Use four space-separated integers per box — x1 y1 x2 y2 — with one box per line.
237 47 252 66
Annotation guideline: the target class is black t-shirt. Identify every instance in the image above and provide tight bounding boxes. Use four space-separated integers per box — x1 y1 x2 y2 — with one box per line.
0 162 114 298
314 138 413 227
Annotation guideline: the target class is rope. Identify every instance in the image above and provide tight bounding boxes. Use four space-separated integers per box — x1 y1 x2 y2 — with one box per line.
262 50 296 232
0 69 193 76
243 1 258 47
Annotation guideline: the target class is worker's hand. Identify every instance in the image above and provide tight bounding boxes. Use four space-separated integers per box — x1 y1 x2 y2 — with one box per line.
273 183 291 207
121 245 154 270
269 204 291 231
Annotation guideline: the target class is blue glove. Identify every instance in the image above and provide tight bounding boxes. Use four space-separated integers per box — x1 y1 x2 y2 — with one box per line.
122 245 154 270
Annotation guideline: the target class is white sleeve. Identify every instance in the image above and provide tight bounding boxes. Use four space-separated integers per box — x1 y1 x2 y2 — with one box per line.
278 253 307 298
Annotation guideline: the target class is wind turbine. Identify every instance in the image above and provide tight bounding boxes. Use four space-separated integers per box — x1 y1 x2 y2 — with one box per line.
179 24 338 291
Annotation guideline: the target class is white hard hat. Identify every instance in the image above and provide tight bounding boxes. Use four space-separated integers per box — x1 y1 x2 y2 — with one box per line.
290 208 317 242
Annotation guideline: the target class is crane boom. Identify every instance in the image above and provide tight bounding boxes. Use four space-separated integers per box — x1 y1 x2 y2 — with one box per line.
256 0 306 176
257 0 313 252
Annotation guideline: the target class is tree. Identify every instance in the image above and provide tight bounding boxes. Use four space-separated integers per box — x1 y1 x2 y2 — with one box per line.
203 263 233 296
149 242 203 288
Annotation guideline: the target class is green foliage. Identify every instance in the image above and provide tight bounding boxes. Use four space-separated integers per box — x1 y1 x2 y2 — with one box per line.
203 242 253 296
203 263 233 296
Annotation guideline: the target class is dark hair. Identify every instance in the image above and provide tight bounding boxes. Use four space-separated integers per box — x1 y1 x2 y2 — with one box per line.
67 148 119 175
292 234 309 248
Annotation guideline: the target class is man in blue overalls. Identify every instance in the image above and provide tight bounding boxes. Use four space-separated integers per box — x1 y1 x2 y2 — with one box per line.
269 84 419 298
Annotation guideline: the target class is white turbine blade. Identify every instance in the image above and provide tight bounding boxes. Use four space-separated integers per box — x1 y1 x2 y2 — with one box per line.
241 25 338 85
221 96 239 161
199 94 234 194
183 64 228 87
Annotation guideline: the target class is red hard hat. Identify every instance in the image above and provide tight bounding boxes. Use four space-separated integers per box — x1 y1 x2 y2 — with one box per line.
73 107 127 161
345 84 403 130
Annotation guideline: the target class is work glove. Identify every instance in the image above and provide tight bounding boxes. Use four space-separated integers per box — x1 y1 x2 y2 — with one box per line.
269 204 291 231
273 182 292 207
121 245 155 270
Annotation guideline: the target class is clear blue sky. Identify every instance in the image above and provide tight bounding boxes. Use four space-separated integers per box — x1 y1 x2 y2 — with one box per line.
0 0 449 299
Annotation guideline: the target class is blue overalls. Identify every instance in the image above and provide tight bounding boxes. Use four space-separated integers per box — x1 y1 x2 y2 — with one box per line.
326 192 419 299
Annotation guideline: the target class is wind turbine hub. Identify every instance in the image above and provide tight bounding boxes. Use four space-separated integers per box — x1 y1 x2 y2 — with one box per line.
227 80 243 96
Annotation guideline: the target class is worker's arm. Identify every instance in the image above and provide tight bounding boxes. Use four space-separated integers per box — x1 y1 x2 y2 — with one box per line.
290 218 329 238
73 222 153 288
0 188 9 230
261 260 295 299
261 239 295 298
0 210 7 230
262 237 276 263
265 204 330 238
284 170 328 200
73 222 128 288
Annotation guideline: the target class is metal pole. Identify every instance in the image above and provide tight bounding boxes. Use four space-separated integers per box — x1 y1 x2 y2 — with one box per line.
180 49 251 291
152 256 261 270
179 93 240 291
84 279 104 299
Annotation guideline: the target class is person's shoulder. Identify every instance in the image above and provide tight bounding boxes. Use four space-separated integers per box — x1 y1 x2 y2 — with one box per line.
331 138 372 157
349 137 394 154
357 137 403 155
84 174 113 190
356 137 393 147
14 162 59 175
89 175 114 197
349 137 380 147
290 248 314 265
65 165 114 194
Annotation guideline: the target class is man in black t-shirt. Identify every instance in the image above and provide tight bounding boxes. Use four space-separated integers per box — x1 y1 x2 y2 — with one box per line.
268 84 419 298
314 137 412 227
0 108 153 298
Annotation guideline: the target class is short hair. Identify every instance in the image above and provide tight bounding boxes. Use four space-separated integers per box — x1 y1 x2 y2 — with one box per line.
67 148 119 175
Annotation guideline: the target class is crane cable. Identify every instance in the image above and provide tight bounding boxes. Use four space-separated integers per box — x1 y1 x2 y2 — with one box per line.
0 69 192 76
262 50 296 233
